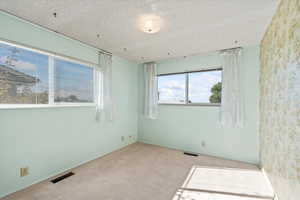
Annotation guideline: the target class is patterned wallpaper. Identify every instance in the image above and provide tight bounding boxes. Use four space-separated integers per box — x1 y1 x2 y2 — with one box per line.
260 0 300 200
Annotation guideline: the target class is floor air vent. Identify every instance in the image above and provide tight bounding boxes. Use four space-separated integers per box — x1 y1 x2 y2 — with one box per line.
183 151 199 157
51 172 74 184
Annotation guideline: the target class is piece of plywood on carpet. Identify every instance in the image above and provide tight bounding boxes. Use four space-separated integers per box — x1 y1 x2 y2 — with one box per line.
181 166 274 199
173 189 271 200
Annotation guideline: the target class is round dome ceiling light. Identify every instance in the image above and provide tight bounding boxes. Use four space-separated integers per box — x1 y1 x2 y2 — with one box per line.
138 14 164 34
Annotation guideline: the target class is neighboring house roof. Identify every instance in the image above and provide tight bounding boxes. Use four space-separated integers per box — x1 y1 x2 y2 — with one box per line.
0 64 39 84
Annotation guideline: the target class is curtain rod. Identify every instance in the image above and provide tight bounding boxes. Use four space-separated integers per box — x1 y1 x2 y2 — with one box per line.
219 46 242 52
157 67 222 76
144 46 243 64
0 9 112 56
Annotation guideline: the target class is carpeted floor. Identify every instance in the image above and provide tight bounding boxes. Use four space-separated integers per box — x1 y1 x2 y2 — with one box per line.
2 142 260 200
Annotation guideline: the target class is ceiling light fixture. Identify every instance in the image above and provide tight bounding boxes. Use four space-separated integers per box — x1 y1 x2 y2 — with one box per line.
138 14 164 34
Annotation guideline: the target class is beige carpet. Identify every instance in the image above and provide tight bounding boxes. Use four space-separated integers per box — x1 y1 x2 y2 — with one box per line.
2 142 260 200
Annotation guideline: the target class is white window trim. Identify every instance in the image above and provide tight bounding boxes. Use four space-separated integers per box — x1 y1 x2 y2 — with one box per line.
0 104 96 110
48 56 55 105
158 103 221 106
158 67 222 106
0 39 97 109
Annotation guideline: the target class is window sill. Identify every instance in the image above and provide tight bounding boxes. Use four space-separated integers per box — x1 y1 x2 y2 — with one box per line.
0 104 96 110
158 103 221 107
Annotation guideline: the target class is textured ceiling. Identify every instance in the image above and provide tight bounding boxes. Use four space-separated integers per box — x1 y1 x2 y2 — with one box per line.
0 0 277 63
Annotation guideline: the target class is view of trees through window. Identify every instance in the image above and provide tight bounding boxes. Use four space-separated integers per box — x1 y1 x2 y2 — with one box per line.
188 70 222 103
0 42 94 105
158 69 222 104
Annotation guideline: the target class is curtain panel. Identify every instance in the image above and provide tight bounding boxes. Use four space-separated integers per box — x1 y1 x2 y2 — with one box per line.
220 48 245 128
95 52 113 121
144 62 158 119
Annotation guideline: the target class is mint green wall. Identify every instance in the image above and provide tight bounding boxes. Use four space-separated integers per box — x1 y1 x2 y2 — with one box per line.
0 12 98 63
0 12 138 197
138 46 260 164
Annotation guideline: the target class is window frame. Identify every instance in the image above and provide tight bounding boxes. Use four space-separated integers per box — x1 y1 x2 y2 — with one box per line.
0 39 97 109
157 67 222 106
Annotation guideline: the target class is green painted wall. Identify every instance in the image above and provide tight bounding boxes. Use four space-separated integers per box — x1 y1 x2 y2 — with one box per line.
0 12 138 197
138 45 260 164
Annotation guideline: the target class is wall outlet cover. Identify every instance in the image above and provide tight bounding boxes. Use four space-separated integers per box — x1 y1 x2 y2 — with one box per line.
20 167 29 177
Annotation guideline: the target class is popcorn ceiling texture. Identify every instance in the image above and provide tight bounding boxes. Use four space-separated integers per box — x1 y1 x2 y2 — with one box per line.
0 1 276 62
260 0 300 199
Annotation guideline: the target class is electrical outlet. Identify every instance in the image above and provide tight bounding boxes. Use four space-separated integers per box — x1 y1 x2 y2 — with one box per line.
20 167 29 177
121 136 125 142
129 135 135 143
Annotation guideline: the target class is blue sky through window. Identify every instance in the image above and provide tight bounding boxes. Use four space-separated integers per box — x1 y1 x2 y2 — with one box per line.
0 42 49 94
54 59 94 102
158 70 222 104
189 70 222 103
0 42 94 104
158 74 186 103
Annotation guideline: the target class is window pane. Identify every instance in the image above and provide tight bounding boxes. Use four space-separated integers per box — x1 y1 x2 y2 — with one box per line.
0 43 49 104
158 74 186 104
188 70 222 103
54 59 94 103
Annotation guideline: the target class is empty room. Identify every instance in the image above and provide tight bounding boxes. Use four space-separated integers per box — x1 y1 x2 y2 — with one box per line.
0 0 299 200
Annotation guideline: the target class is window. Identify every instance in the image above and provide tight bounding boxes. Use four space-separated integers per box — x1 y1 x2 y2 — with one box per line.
158 69 222 105
158 73 186 104
0 41 95 107
188 70 222 104
0 43 49 104
54 59 94 103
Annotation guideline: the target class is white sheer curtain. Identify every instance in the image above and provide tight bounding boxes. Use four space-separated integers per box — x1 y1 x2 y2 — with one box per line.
95 52 113 121
144 62 158 119
220 48 244 128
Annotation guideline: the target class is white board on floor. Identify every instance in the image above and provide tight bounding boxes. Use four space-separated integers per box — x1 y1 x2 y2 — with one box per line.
173 189 271 200
180 166 274 199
